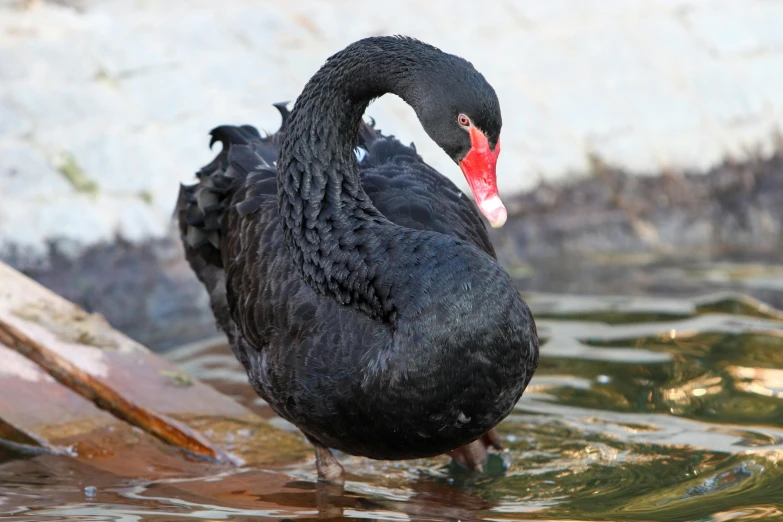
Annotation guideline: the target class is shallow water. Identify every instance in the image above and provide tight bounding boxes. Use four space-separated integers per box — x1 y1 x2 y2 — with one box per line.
3 266 783 521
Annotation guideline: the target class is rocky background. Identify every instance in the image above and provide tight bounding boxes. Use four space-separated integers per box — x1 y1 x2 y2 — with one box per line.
1 0 782 350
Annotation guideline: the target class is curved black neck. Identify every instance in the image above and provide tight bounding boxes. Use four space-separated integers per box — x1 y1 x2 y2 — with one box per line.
276 37 438 320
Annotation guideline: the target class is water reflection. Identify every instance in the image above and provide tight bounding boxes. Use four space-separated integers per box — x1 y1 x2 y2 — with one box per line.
2 292 783 521
557 332 783 427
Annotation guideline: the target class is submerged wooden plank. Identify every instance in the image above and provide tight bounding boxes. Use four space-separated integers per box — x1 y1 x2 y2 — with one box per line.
0 261 309 466
0 342 111 455
0 300 235 463
0 341 195 478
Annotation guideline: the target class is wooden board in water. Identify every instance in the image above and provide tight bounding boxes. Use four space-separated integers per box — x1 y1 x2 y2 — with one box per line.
0 261 309 467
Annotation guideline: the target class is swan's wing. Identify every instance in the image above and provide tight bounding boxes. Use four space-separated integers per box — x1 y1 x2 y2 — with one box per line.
357 123 497 258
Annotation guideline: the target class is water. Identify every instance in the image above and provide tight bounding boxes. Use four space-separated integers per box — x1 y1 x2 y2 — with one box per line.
2 264 783 520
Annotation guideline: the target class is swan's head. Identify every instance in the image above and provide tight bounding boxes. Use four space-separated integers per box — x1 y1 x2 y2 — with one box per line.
412 55 506 228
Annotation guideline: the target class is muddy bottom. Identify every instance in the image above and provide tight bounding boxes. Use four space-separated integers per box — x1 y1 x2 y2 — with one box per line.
3 285 782 521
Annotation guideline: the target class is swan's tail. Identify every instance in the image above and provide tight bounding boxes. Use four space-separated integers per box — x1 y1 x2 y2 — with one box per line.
176 104 290 338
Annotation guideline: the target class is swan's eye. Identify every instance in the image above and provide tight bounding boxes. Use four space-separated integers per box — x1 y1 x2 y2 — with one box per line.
458 114 470 127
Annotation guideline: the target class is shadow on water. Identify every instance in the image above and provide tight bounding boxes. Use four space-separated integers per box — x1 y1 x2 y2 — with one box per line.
3 271 783 520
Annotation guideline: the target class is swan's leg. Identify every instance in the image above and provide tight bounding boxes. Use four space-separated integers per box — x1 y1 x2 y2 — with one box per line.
448 429 503 472
313 443 345 484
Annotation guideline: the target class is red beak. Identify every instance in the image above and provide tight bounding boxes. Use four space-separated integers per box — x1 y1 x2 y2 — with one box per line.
458 127 506 228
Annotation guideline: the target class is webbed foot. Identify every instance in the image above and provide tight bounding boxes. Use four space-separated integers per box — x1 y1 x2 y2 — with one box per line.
447 429 503 472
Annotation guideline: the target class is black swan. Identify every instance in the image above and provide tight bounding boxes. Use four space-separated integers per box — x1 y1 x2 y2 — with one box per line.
177 36 539 483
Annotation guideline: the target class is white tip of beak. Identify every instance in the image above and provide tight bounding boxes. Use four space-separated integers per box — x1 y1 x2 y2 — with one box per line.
479 195 508 228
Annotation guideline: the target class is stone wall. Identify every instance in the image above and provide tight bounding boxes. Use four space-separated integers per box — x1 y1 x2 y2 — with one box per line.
2 0 782 256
